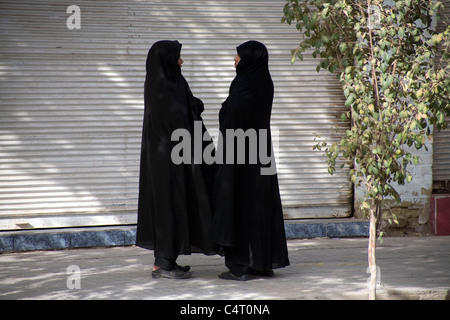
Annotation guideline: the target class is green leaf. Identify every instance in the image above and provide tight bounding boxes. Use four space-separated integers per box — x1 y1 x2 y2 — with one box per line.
345 66 352 74
345 94 355 107
406 174 413 183
396 12 404 24
344 87 350 98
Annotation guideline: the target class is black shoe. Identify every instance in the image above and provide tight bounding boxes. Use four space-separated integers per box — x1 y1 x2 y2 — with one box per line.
218 271 252 281
248 269 274 277
174 263 190 272
152 268 192 279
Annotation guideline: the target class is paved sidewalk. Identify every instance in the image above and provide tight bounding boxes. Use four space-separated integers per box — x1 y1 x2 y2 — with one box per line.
0 236 449 300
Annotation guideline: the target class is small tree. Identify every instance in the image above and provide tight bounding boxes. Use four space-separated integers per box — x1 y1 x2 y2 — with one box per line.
282 0 450 299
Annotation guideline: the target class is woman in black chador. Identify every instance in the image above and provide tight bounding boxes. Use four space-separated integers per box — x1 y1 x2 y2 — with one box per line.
136 40 215 279
211 41 290 280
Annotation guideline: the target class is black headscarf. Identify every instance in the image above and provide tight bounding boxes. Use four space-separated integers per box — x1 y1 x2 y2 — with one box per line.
210 41 289 272
136 40 216 258
222 40 273 131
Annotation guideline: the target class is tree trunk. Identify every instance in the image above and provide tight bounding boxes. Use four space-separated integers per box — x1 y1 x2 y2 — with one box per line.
368 199 381 300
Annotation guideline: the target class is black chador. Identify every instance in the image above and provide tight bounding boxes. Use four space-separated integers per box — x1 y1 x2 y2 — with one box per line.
136 40 215 279
211 41 290 280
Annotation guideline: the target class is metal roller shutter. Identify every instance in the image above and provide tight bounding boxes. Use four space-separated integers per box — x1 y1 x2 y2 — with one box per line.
433 116 450 183
432 0 450 188
0 0 351 230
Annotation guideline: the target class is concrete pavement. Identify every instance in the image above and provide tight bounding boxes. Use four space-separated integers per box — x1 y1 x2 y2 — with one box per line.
0 235 449 300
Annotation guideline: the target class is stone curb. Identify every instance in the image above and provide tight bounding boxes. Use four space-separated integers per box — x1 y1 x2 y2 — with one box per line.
0 219 369 252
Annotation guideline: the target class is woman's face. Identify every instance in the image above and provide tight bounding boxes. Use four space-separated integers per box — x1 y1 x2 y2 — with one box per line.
178 57 183 67
234 54 241 68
